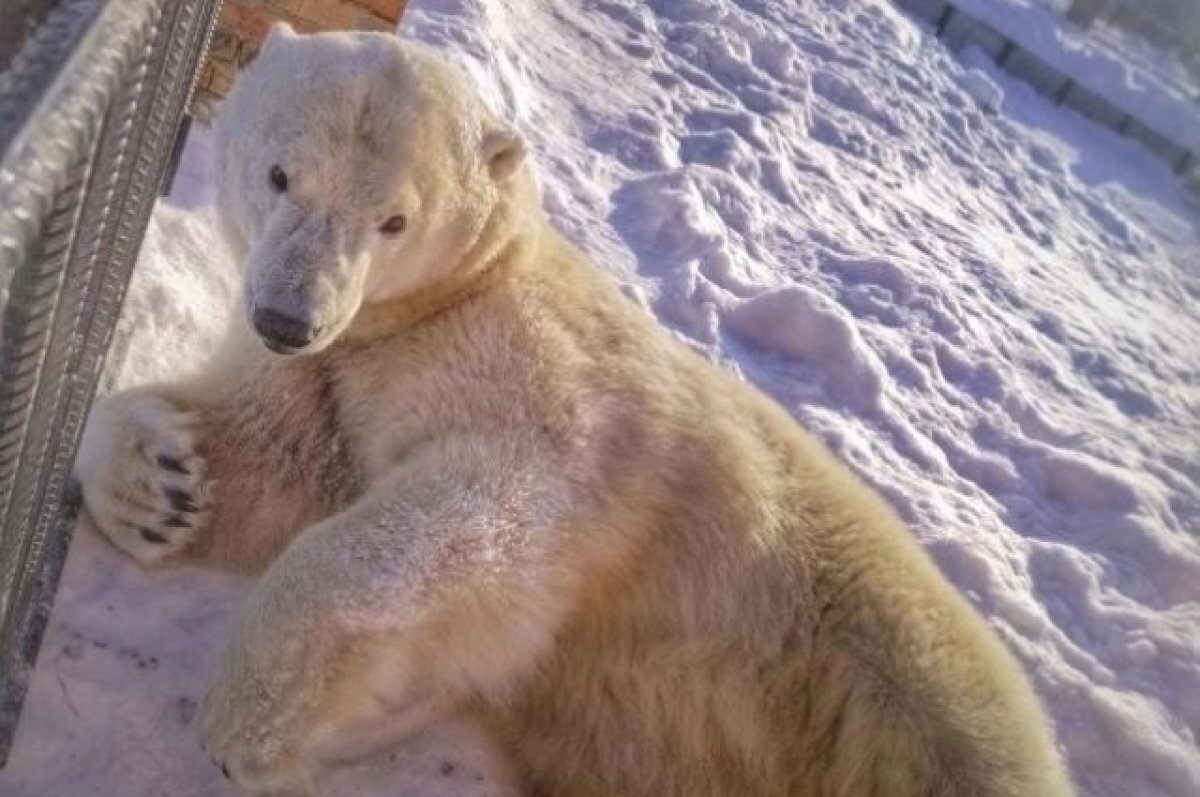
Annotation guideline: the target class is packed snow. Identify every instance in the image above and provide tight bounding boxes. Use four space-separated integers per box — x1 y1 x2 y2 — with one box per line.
2 0 1198 795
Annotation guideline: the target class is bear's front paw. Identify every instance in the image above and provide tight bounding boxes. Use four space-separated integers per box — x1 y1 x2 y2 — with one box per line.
75 392 208 565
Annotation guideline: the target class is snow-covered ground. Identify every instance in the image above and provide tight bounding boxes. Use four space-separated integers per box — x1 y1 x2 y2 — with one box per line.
2 0 1198 795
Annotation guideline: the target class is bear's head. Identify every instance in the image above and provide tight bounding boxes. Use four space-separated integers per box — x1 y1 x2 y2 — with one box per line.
215 25 531 355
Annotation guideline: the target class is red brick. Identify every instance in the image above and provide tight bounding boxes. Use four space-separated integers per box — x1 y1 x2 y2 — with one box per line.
219 5 275 41
356 11 394 31
196 62 215 88
197 0 409 106
209 63 237 95
238 40 261 67
207 29 239 61
351 0 406 22
265 0 306 14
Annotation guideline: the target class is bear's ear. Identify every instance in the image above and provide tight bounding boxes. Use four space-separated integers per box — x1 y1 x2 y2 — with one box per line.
261 21 296 55
481 125 527 184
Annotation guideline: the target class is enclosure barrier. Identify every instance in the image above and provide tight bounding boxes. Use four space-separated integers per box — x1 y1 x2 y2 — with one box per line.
0 0 221 764
894 0 1198 179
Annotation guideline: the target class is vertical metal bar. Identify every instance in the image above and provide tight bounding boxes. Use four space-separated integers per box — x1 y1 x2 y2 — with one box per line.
0 0 223 765
996 38 1016 67
1054 78 1073 106
934 4 955 37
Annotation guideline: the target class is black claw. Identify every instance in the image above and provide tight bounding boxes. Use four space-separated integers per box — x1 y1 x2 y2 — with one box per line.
162 514 190 529
210 757 230 779
165 486 197 513
156 454 189 475
139 527 169 544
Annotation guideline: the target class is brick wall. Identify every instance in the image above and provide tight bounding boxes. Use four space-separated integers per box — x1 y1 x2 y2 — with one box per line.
192 0 408 120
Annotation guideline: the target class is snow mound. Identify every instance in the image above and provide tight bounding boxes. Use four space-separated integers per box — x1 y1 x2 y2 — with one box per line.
724 287 885 411
955 62 1005 114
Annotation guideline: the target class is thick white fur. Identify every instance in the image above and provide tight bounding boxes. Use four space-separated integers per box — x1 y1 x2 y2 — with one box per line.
74 26 1075 797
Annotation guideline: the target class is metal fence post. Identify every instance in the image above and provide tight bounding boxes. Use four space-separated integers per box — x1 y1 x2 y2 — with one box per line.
0 0 222 765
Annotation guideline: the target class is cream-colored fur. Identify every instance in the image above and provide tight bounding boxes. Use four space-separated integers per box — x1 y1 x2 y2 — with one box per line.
74 26 1075 797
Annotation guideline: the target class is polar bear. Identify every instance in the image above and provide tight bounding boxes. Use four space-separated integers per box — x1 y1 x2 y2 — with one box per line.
73 25 1074 797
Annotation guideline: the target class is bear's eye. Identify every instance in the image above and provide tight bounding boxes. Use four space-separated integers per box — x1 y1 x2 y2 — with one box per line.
379 214 407 236
268 165 288 193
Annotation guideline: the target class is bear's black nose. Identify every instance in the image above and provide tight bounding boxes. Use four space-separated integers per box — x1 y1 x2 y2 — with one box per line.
252 307 320 352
